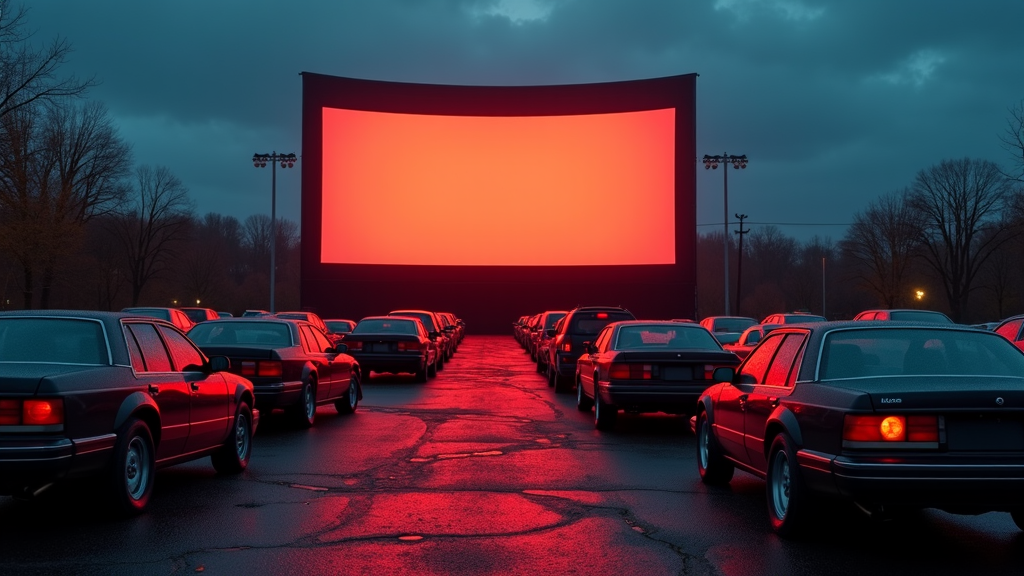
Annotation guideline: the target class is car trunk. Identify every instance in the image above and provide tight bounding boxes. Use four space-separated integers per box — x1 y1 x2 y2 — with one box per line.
0 364 97 395
612 350 739 382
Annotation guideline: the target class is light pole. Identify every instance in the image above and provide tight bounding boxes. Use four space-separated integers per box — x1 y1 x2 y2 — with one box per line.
703 153 747 315
734 213 749 316
253 151 297 313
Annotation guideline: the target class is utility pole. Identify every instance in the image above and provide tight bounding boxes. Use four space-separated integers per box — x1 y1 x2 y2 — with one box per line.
734 213 749 316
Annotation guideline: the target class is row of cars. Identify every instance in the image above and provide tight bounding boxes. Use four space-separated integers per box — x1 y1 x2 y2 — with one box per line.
515 306 1024 538
0 306 463 514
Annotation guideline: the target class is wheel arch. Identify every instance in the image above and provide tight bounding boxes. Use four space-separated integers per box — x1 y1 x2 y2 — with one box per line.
114 392 161 448
763 407 803 460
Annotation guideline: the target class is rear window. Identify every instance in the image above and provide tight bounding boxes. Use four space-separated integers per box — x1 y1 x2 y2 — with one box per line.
713 318 756 332
820 328 1024 380
182 309 209 322
326 321 355 333
123 308 172 321
570 310 635 335
0 318 108 364
391 312 436 332
187 322 293 347
615 325 721 350
887 311 953 324
544 313 566 330
353 319 418 335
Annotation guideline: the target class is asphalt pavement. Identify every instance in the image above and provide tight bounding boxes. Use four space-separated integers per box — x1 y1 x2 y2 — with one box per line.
2 335 1024 575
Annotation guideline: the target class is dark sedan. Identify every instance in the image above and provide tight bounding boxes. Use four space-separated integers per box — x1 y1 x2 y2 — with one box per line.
575 321 741 431
693 321 1024 537
187 318 361 428
389 310 451 363
0 311 257 514
343 316 439 382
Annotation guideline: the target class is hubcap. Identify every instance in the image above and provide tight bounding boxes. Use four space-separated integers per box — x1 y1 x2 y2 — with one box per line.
771 451 791 519
305 384 315 418
577 382 583 405
699 420 709 468
235 414 249 457
349 380 358 408
125 436 149 500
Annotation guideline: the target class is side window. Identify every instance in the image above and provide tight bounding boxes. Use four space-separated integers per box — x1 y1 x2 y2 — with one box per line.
299 326 316 353
764 334 807 387
127 323 172 372
159 326 206 371
738 333 784 385
594 327 612 352
996 319 1023 342
310 327 333 352
746 330 761 345
123 324 147 372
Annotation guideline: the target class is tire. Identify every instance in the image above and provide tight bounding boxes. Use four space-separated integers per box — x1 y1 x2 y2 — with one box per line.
212 403 253 474
108 418 156 515
335 376 359 414
546 364 555 388
437 356 445 372
576 376 593 412
767 433 813 538
291 378 316 428
427 358 438 378
553 370 570 394
594 390 617 431
697 411 734 485
536 357 545 373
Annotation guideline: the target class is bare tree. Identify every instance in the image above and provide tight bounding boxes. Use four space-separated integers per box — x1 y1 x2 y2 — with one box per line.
1000 99 1024 181
908 158 1019 322
0 101 130 308
111 166 195 306
840 190 923 308
0 1 92 120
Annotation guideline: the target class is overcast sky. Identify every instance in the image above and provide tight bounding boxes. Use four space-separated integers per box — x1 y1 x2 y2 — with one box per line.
24 0 1024 242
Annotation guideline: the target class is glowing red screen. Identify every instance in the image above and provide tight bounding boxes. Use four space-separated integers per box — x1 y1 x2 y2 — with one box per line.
321 107 676 266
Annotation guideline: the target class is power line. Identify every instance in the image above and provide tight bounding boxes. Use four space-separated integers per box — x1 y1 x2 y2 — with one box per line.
697 221 852 227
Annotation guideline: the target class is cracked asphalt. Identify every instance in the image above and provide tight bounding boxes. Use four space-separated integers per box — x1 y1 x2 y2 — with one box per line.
4 335 1024 575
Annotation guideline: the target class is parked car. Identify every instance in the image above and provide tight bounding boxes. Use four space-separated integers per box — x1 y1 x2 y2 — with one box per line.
180 306 220 324
343 316 439 382
217 311 234 318
324 319 357 338
575 321 740 431
187 317 360 428
693 320 1024 537
722 324 780 360
700 316 758 345
241 309 272 317
389 310 452 363
994 315 1024 352
122 307 195 332
0 310 257 514
853 309 954 323
275 311 340 345
532 310 567 372
545 305 636 393
438 312 464 343
760 312 827 325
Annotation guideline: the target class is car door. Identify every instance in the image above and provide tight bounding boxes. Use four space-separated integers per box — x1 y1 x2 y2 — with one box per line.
578 326 611 397
124 322 191 460
300 325 336 402
158 325 230 453
714 333 785 465
743 332 807 471
311 326 351 399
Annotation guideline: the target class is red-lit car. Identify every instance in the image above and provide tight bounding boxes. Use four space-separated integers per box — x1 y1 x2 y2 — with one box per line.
693 321 1024 537
187 317 361 428
180 307 220 324
0 311 257 514
122 307 196 332
994 315 1024 352
275 311 341 345
343 316 439 382
389 310 452 363
853 309 954 323
722 324 780 360
545 306 636 393
760 312 827 325
438 312 465 343
699 316 757 345
575 321 740 431
324 319 357 339
531 310 567 370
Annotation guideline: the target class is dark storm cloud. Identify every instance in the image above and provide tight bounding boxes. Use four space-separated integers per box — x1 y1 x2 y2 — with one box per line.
24 0 1024 237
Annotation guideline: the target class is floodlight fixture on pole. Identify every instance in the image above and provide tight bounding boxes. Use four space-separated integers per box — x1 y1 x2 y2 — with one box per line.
252 151 297 314
702 153 747 316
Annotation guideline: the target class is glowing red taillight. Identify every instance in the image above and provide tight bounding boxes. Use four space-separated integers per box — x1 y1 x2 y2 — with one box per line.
561 342 572 353
596 313 609 319
347 341 363 351
609 363 652 380
703 364 721 380
240 360 283 377
397 341 423 352
22 399 64 426
843 415 938 443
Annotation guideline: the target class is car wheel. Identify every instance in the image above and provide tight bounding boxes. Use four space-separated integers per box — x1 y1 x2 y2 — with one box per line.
553 370 570 394
427 359 437 378
335 376 359 414
108 418 155 515
576 377 593 412
594 390 617 431
536 357 545 373
212 403 253 474
437 355 445 371
546 364 555 388
292 378 316 428
697 411 734 485
767 432 812 538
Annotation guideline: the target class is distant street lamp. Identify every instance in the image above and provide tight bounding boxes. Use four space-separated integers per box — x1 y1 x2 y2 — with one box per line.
703 153 747 315
253 151 297 313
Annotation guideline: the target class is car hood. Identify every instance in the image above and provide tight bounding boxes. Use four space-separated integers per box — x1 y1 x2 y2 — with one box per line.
826 375 1024 411
0 363 104 395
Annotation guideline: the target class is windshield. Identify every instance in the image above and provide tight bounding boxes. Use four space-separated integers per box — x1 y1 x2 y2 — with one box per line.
188 322 293 347
820 328 1024 380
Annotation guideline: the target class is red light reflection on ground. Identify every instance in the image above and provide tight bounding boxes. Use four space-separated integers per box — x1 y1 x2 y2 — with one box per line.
321 107 676 266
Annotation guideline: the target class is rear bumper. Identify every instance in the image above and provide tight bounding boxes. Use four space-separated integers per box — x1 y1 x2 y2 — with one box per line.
0 433 116 494
598 382 706 414
350 352 426 374
798 450 1024 509
253 380 304 410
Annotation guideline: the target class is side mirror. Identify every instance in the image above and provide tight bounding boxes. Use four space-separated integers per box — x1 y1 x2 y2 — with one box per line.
545 328 555 338
711 366 735 383
583 341 596 354
209 356 230 373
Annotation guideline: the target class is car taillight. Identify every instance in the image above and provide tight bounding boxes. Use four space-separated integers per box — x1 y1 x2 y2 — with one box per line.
240 360 283 377
347 341 363 351
0 399 64 426
397 341 423 352
843 414 938 443
609 363 652 380
596 313 608 319
704 364 718 380
561 342 572 353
